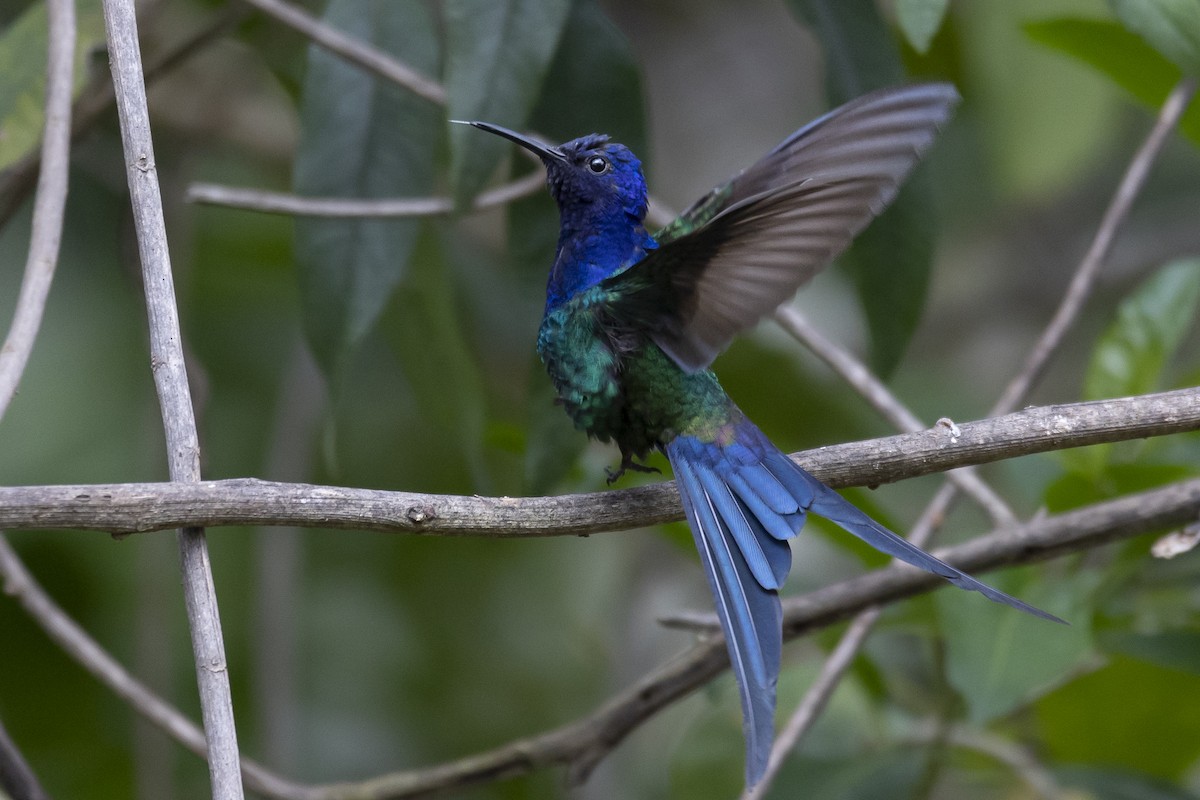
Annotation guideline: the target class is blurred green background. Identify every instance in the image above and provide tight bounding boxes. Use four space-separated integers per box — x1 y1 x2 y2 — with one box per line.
2 0 1200 797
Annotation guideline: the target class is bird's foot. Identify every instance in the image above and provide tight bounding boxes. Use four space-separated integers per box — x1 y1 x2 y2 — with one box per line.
605 455 661 485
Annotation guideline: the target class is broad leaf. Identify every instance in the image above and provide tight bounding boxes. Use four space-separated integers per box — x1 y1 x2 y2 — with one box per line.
1110 0 1200 76
1026 18 1200 146
1057 766 1200 800
293 0 441 381
1056 259 1200 477
939 569 1097 724
1100 630 1200 675
385 228 490 489
0 0 105 169
1037 656 1200 778
786 0 937 376
895 0 949 54
1084 259 1200 402
445 0 572 201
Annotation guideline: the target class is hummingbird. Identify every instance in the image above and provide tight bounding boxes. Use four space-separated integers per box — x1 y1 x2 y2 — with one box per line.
460 84 1061 787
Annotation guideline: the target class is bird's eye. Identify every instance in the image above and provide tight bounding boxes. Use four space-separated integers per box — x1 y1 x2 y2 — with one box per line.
586 156 609 174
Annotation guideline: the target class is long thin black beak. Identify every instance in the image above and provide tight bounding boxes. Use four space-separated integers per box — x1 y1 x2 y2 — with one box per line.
452 120 566 162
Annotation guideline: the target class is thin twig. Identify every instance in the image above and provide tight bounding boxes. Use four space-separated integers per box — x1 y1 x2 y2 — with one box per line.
991 77 1198 416
101 1 243 797
236 0 445 104
0 0 76 422
748 77 1199 799
772 306 1017 527
2 387 1197 537
0 4 75 797
186 170 546 217
0 715 51 800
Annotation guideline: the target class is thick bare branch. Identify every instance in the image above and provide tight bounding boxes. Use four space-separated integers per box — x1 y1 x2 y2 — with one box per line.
101 1 243 796
2 387 1195 536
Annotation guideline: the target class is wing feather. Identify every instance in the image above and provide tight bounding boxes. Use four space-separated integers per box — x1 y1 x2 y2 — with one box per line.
608 84 959 372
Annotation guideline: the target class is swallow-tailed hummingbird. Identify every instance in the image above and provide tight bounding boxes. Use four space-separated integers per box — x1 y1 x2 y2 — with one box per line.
460 84 1061 787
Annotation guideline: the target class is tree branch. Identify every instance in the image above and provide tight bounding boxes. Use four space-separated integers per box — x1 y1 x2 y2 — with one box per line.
0 0 75 422
185 170 545 218
2 388 1195 536
991 77 1198 415
772 306 1017 526
5 471 1197 800
101 1 243 797
235 0 445 104
0 715 51 800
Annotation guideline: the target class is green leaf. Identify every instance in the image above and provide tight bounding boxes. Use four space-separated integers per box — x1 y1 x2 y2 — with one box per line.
939 569 1097 724
1099 630 1200 675
1037 655 1200 779
0 0 105 169
785 0 936 376
445 0 572 200
1110 0 1200 76
1026 18 1200 146
1045 463 1197 510
1057 766 1200 800
1084 258 1200 401
528 0 648 156
385 228 490 488
293 0 441 381
895 0 949 54
787 0 905 98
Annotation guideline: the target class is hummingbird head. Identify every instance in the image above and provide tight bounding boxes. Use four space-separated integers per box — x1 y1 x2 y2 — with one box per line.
459 121 649 226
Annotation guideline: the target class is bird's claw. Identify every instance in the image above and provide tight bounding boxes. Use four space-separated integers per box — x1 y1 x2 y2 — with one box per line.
606 455 661 485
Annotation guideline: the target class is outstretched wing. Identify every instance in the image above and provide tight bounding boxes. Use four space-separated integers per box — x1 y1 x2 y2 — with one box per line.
607 84 959 372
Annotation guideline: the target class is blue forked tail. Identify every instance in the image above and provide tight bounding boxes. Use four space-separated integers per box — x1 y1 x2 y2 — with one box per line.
665 418 1062 787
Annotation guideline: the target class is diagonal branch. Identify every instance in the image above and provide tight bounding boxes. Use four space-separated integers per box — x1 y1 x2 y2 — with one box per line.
772 306 1017 526
235 0 445 104
1 387 1197 537
991 77 1198 416
101 1 243 797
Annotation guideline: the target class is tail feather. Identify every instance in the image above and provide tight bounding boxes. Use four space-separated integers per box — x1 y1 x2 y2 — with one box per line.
671 449 783 785
759 449 1065 624
666 418 1063 786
